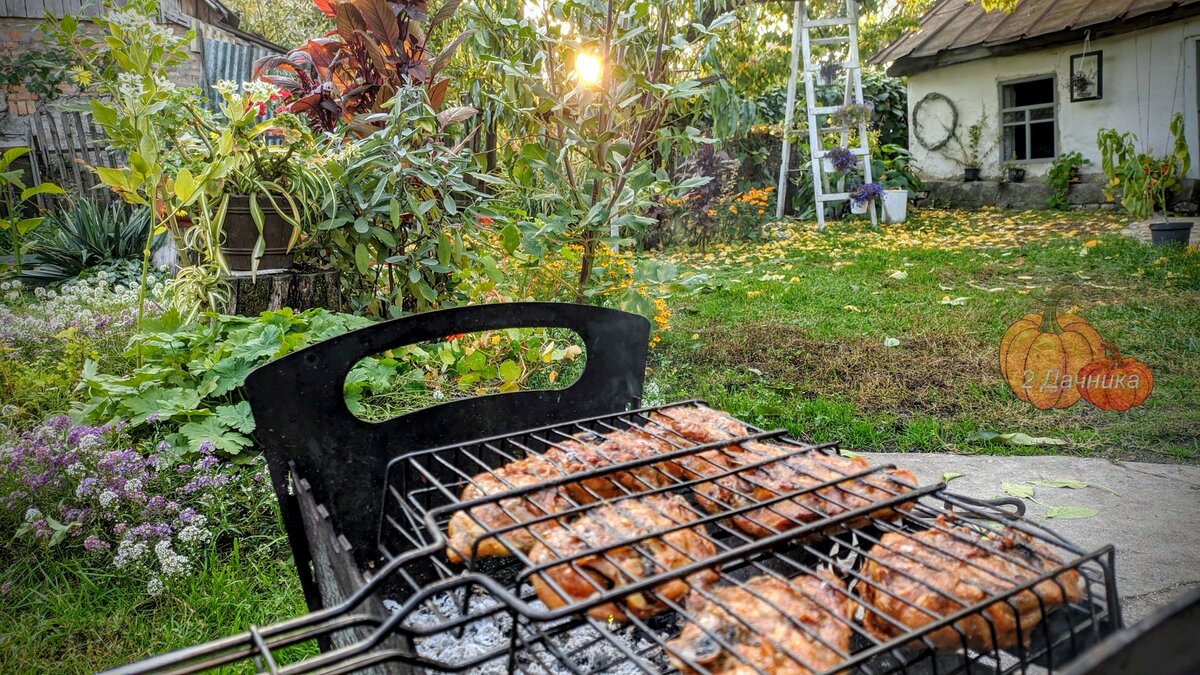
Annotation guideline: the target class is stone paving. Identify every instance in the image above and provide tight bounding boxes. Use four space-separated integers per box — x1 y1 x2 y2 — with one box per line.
863 452 1200 626
1123 216 1200 247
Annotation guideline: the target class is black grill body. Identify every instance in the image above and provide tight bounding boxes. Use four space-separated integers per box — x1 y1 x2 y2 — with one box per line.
102 303 1132 675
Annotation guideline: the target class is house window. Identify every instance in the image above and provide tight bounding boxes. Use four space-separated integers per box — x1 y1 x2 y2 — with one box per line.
1001 77 1057 161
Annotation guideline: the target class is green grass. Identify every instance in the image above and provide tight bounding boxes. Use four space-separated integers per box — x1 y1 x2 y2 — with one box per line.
0 537 313 673
648 208 1200 462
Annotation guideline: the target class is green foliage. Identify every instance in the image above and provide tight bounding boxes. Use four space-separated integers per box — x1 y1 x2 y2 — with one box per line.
24 200 160 284
1047 151 1089 211
0 147 65 272
475 0 729 301
219 0 331 49
1097 114 1192 222
73 307 588 452
871 144 924 196
75 308 374 456
0 46 78 101
312 89 491 316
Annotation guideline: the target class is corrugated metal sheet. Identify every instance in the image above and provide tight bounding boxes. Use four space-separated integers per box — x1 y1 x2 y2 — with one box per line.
872 0 1200 75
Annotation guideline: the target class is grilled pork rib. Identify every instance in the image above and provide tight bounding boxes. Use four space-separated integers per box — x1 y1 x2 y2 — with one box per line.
529 493 718 621
446 455 572 563
447 427 683 563
668 569 854 675
857 518 1085 651
650 406 917 537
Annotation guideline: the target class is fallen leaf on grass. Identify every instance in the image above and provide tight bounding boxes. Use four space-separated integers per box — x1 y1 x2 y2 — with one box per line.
1002 482 1035 499
883 337 900 347
843 304 861 312
967 282 1004 293
888 270 908 280
1045 506 1099 520
1017 275 1034 280
941 471 964 483
940 296 969 305
967 431 1068 446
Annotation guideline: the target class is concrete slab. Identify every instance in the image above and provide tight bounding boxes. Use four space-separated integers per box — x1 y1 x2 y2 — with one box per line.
863 452 1200 626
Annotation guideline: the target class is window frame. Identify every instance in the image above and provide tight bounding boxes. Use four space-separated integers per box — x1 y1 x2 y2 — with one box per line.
998 74 1059 165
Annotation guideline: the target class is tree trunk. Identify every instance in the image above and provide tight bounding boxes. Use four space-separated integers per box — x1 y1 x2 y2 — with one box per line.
226 269 343 317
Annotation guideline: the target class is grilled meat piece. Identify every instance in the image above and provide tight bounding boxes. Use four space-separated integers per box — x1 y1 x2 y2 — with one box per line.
650 407 916 537
668 569 854 675
542 428 682 503
857 518 1085 651
445 455 572 564
529 493 719 621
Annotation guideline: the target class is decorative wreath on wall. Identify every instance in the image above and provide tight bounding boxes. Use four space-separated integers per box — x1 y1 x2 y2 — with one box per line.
911 92 958 152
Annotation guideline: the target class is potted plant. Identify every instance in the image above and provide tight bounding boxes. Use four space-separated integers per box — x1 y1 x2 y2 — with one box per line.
199 80 328 274
829 102 874 129
1098 113 1193 246
1045 151 1089 210
823 146 857 174
849 182 882 215
1001 160 1026 183
819 60 842 85
952 112 991 182
1070 71 1095 100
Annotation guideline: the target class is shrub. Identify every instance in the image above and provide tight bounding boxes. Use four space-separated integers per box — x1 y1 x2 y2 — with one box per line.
0 418 273 597
24 200 160 284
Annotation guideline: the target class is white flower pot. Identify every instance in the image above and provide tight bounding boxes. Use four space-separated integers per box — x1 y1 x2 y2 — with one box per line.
882 189 908 224
850 199 869 215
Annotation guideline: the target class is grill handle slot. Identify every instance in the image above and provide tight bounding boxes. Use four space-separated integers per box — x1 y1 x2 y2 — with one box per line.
243 302 650 609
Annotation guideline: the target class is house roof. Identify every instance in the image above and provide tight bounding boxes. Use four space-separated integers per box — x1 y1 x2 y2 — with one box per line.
871 0 1200 76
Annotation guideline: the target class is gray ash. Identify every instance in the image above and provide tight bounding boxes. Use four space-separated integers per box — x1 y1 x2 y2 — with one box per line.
396 587 666 674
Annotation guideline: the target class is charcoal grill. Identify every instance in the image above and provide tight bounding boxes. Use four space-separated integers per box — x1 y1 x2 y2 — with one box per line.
106 303 1125 675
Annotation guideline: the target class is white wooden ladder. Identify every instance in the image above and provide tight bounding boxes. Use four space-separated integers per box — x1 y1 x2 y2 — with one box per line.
776 0 876 230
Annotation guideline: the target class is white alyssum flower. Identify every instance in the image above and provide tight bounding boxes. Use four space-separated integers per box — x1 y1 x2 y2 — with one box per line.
98 490 118 508
24 507 42 523
155 540 191 577
114 539 148 569
177 525 209 543
146 576 164 596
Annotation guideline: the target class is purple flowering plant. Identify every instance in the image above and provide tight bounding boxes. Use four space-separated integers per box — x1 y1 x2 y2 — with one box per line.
0 417 271 596
850 182 884 206
825 147 857 173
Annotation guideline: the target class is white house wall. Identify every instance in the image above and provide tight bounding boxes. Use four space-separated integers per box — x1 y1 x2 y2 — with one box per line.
905 18 1200 182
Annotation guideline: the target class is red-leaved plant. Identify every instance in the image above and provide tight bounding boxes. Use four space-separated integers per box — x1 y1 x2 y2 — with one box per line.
252 0 470 133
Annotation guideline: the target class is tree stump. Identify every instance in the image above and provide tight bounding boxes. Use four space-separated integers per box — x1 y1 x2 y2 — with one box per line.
225 269 343 317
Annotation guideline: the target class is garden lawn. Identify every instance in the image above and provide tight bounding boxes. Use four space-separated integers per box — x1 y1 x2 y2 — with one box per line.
648 207 1200 463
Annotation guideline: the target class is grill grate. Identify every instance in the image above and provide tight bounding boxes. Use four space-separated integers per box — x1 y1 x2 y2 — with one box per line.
105 400 1120 675
364 401 1119 675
